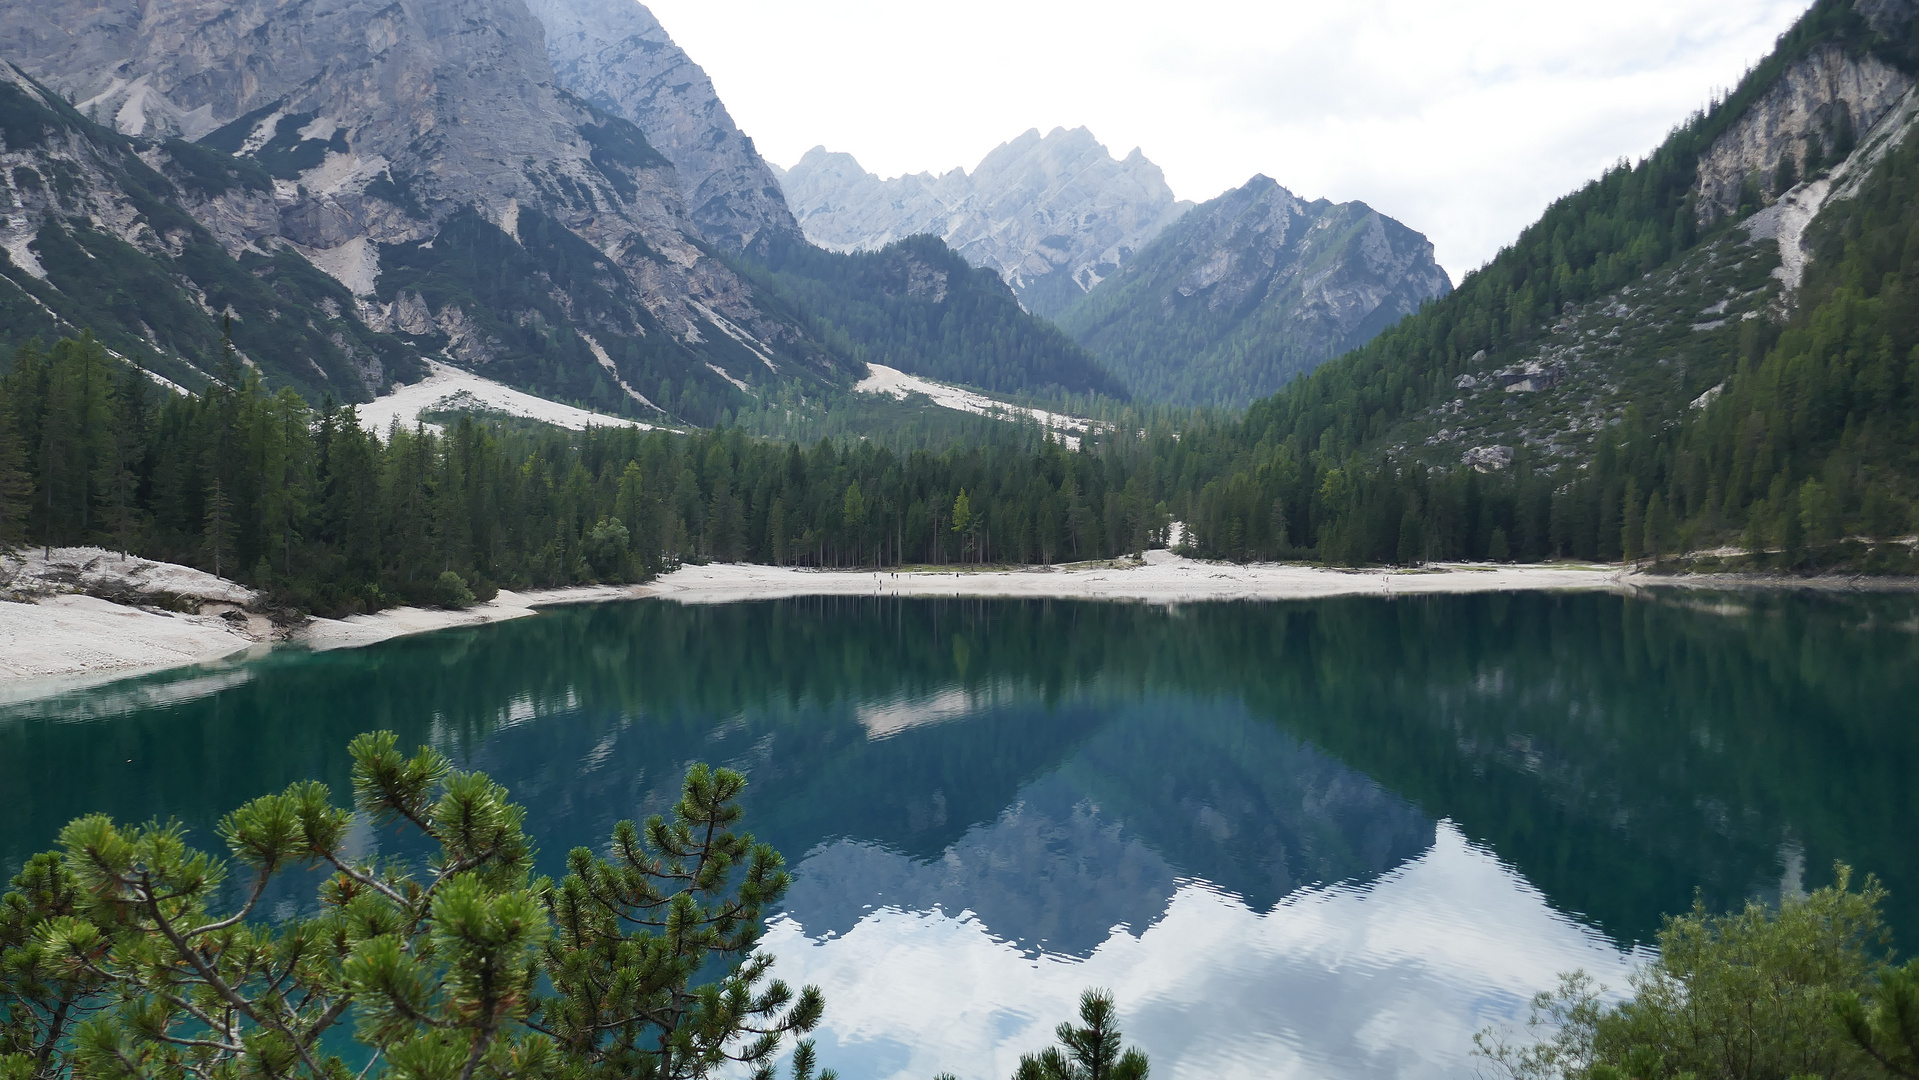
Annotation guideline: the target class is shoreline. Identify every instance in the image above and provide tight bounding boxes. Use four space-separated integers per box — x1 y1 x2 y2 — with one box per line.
5 549 1915 701
297 583 651 651
637 551 1634 604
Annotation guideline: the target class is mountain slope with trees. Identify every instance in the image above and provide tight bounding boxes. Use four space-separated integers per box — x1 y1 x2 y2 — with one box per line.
0 63 423 403
744 236 1129 401
0 0 1120 431
9 0 1919 587
1171 0 1919 568
1056 175 1452 407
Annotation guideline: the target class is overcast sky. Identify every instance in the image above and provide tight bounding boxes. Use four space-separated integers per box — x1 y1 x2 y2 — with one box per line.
639 0 1810 281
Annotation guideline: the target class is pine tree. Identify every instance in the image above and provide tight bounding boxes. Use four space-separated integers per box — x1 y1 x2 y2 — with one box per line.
951 489 974 564
36 337 116 548
204 474 235 578
103 361 152 557
0 397 29 552
1621 480 1644 563
0 734 837 1080
1011 989 1150 1080
842 481 865 566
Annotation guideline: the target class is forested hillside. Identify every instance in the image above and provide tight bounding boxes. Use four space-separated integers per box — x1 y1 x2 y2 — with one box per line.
743 236 1128 401
8 0 1919 590
1171 0 1919 568
0 65 424 403
1056 176 1451 408
10 74 1919 609
0 333 1169 614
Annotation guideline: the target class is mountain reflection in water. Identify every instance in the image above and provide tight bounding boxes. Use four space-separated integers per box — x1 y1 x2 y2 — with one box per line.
3 592 1916 1080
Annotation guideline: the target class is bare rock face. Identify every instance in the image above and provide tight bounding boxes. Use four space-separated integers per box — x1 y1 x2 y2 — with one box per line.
0 59 426 400
1696 44 1913 222
524 0 799 255
0 0 737 323
0 0 824 420
778 127 1192 318
1056 176 1452 407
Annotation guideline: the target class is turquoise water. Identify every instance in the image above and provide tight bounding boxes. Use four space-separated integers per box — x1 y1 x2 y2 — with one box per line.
4 592 1916 1079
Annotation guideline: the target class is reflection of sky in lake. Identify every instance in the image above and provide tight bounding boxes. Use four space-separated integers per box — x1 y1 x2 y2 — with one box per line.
10 591 1914 1080
771 824 1640 1080
749 692 1643 1080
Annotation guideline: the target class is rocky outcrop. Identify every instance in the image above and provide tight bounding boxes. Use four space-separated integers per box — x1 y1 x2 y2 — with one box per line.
1696 43 1913 222
0 0 831 421
1056 176 1451 407
777 127 1192 318
524 0 800 254
0 60 424 400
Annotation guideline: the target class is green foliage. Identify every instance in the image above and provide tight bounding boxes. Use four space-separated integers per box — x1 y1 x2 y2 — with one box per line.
196 103 283 155
1477 868 1895 1080
373 207 754 426
0 73 98 153
543 764 822 1080
745 235 1127 401
0 734 828 1080
1011 989 1148 1080
1058 183 1445 407
0 75 417 404
434 570 477 609
158 138 272 199
251 112 349 180
1 337 1189 610
1141 0 1919 567
1840 960 1919 1079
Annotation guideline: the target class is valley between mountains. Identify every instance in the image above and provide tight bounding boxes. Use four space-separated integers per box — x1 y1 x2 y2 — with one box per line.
7 6 1919 1080
4 0 1919 624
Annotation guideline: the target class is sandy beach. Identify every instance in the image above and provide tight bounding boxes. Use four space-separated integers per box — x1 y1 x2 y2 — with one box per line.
6 545 1898 698
637 550 1631 604
0 548 270 696
0 550 634 691
298 583 650 651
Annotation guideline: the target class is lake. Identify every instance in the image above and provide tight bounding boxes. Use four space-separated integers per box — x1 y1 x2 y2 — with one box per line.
4 591 1916 1079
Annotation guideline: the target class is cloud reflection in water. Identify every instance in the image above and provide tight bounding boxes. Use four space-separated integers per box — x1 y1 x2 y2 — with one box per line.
768 823 1642 1080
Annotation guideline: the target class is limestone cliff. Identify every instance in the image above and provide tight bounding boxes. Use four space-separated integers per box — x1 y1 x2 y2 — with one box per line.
524 0 800 254
1696 43 1912 221
0 0 835 421
0 60 425 400
777 127 1192 318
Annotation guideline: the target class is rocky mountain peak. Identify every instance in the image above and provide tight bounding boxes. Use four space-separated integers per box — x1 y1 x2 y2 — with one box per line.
1057 174 1452 406
524 0 800 255
777 126 1192 317
0 0 831 421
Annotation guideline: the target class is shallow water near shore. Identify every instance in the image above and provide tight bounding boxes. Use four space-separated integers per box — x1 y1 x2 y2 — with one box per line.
4 592 1917 1079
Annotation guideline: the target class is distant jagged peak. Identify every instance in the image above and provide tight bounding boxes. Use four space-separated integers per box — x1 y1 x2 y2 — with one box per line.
790 145 875 177
973 125 1170 186
779 125 1193 317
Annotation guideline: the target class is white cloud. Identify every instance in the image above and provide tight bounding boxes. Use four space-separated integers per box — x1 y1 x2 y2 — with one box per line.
634 0 1809 280
763 823 1645 1080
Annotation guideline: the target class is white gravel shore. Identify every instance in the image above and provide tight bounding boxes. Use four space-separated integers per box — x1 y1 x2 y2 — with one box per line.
298 584 649 651
0 547 1655 698
0 593 264 700
638 550 1630 604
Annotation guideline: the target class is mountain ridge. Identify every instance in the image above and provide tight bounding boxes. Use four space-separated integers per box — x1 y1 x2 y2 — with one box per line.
1166 0 1919 567
0 0 1121 427
0 0 852 422
1056 174 1453 408
525 0 801 255
776 127 1192 318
